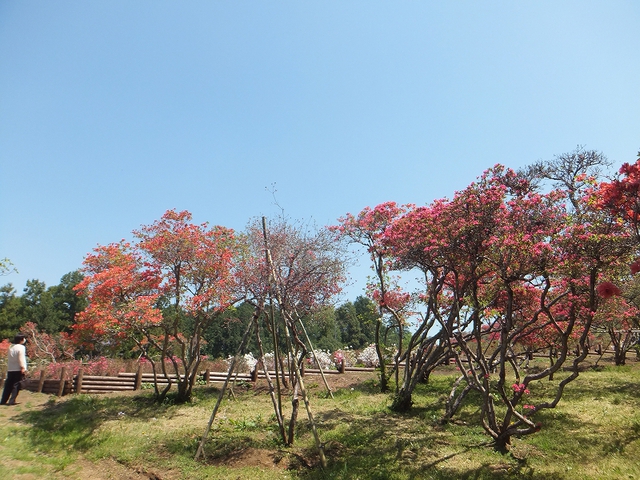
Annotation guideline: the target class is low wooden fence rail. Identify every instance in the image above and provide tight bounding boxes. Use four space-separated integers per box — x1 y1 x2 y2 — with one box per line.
14 365 375 397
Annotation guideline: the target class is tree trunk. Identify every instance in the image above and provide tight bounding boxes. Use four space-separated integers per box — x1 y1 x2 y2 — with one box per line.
375 320 389 393
614 348 627 366
390 388 413 412
288 384 300 445
494 434 511 454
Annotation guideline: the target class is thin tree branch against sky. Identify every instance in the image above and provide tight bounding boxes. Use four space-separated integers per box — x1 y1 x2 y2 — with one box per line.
1 2 639 300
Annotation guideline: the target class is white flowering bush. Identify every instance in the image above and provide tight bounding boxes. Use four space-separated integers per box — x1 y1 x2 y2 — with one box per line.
225 352 258 373
244 353 258 372
357 344 380 367
306 349 335 370
261 352 276 371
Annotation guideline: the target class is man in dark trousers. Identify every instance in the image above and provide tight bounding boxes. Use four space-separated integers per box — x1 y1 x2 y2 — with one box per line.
1 334 28 405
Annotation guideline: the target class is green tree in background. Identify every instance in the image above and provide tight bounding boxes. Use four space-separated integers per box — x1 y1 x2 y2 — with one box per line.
0 271 86 341
202 298 378 359
20 272 86 334
0 258 17 276
49 271 88 331
0 284 22 341
302 305 341 352
335 295 378 349
202 302 258 358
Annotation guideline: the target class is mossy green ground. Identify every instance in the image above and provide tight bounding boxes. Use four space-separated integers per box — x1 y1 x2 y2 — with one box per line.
0 359 639 479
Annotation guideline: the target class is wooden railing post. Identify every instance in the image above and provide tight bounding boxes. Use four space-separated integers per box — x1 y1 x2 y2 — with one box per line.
57 367 67 397
204 369 210 385
75 368 84 394
250 367 258 382
134 364 142 391
37 370 46 393
340 358 346 374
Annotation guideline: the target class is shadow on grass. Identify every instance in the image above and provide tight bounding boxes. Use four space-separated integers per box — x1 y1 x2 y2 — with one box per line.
602 420 640 455
288 402 559 480
15 391 189 453
559 379 640 405
525 406 634 465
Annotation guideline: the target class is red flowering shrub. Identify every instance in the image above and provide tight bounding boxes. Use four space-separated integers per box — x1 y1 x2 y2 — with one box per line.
597 282 622 299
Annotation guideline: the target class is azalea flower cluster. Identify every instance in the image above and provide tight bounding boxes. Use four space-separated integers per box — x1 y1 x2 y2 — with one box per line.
45 356 120 379
260 352 276 370
219 347 377 373
0 339 9 363
596 157 640 299
306 349 334 370
511 383 530 395
332 348 357 368
225 353 259 372
357 344 380 368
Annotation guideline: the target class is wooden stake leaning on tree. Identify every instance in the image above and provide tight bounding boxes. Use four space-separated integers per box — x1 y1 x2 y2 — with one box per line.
254 310 288 444
293 309 334 399
195 308 259 461
280 309 328 468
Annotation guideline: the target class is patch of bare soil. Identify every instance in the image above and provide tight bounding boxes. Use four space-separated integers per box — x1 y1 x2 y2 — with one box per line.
208 446 290 470
252 369 376 393
0 389 51 420
73 458 159 480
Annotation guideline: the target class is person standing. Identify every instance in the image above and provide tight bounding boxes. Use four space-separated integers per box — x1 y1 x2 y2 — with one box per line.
1 334 28 405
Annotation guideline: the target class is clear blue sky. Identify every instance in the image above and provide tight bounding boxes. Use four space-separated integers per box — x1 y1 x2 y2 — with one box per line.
1 2 639 301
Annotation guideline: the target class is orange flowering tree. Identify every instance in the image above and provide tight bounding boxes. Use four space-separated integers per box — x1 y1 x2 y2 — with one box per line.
74 210 239 402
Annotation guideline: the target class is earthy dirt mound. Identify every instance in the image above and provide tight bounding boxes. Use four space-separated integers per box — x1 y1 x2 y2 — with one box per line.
208 446 290 469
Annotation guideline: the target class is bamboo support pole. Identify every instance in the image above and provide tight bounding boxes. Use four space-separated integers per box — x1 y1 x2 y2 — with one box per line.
268 298 285 414
195 311 258 461
255 318 287 443
281 312 327 468
295 312 333 399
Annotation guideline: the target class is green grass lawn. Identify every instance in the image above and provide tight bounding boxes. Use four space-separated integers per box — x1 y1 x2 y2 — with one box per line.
1 359 639 479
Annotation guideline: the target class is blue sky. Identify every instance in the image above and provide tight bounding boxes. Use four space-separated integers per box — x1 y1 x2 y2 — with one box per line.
1 2 639 301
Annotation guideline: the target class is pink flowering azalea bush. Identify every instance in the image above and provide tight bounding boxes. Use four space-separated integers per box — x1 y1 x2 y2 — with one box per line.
335 152 636 452
44 357 126 380
333 348 357 368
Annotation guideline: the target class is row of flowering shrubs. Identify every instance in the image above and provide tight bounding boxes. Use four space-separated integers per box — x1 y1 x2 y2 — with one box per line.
231 344 384 373
6 345 385 381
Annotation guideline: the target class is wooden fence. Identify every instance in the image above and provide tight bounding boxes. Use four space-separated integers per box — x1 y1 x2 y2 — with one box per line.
12 364 375 397
6 348 625 397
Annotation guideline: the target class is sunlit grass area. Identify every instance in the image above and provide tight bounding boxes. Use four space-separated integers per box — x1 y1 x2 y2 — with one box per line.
1 360 639 479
